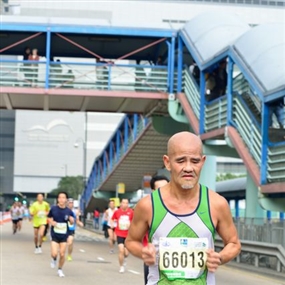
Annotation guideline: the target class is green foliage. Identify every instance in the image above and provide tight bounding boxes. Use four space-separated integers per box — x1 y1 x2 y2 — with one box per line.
49 176 84 199
216 173 246 182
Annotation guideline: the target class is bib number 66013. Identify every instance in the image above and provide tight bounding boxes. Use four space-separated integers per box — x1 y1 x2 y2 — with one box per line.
162 251 205 269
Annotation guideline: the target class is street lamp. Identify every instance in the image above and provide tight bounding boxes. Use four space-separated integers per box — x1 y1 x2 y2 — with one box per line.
74 139 87 186
74 139 87 226
74 112 88 225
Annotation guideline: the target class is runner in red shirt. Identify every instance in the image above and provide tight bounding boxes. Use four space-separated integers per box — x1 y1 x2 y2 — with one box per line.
112 198 133 273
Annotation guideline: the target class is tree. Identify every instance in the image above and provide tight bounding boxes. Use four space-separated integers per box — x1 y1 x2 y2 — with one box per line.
216 173 246 182
49 176 84 199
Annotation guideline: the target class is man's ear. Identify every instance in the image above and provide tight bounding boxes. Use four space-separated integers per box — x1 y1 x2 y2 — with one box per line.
163 155 171 171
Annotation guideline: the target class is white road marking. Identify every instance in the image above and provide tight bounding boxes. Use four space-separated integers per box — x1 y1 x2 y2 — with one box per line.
128 270 140 275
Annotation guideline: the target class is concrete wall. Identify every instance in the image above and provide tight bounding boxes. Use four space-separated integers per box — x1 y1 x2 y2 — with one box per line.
13 110 124 194
3 0 284 28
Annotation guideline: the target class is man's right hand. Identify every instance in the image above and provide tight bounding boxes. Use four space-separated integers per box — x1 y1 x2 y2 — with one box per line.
142 243 156 266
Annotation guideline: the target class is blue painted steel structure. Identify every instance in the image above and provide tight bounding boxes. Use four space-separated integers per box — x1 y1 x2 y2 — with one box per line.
80 114 148 211
0 15 284 215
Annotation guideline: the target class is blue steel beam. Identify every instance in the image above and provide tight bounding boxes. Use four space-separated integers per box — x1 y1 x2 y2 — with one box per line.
1 23 176 37
227 58 234 125
169 36 176 95
261 102 270 184
81 114 148 209
228 49 264 101
177 37 183 93
45 30 51 89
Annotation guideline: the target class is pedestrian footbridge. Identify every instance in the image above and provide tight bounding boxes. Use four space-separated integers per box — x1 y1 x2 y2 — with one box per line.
0 11 284 215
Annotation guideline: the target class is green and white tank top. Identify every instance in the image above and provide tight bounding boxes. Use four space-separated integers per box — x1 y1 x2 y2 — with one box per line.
148 184 215 285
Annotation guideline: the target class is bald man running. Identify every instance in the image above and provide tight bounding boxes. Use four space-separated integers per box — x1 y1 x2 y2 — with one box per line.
126 131 241 285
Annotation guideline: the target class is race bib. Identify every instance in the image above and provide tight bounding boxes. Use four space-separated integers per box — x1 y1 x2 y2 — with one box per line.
54 223 67 234
159 237 208 280
118 215 130 230
37 211 45 218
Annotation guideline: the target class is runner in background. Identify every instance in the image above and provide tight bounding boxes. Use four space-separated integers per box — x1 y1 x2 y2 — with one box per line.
66 198 83 261
112 198 134 273
142 175 169 284
29 193 50 253
48 192 74 278
105 200 117 254
10 202 20 234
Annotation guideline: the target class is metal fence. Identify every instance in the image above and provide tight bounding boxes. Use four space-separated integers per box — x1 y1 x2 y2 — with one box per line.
234 218 285 248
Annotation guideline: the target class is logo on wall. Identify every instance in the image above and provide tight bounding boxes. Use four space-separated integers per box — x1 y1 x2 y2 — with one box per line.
23 119 74 142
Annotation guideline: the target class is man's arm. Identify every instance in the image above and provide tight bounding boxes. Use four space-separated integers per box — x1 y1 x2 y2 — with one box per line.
125 196 152 260
75 210 83 227
68 209 74 225
215 195 241 263
207 193 241 272
47 208 56 226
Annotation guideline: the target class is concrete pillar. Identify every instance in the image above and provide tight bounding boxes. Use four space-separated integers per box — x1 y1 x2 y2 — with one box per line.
199 155 216 191
245 172 264 219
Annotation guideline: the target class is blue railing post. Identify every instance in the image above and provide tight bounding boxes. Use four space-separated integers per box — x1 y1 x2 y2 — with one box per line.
45 29 51 89
199 71 206 134
280 212 284 221
235 199 239 219
169 36 176 94
103 152 107 178
124 118 129 153
116 131 121 162
261 102 269 184
177 36 183 93
109 143 113 170
227 58 233 125
267 211 272 221
98 161 102 185
166 41 171 91
133 114 138 140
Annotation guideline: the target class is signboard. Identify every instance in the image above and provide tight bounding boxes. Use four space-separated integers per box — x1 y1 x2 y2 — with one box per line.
110 197 120 207
116 183 125 194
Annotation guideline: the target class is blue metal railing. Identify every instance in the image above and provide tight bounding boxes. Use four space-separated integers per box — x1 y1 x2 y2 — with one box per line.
182 67 285 184
80 114 149 211
0 59 170 93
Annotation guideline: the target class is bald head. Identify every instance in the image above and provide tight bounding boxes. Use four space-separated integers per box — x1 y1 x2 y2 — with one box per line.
167 132 203 157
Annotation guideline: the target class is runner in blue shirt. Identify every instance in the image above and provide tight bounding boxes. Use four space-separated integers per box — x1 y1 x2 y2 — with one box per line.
48 192 74 278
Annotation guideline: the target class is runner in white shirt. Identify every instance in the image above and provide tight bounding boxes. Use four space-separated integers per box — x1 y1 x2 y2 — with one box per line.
105 200 117 254
10 202 20 234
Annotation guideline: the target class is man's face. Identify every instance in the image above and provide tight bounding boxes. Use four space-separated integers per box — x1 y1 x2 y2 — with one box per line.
37 194 44 203
58 193 67 206
109 201 115 209
154 179 168 190
68 201 73 209
163 141 205 190
120 199 128 210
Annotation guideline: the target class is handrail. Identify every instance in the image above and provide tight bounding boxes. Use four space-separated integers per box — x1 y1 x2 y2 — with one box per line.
183 68 200 118
0 60 169 93
215 238 285 272
232 96 262 165
80 114 149 211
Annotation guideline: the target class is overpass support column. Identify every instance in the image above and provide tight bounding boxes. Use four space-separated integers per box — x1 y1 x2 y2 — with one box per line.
199 156 216 191
245 172 264 219
235 200 239 218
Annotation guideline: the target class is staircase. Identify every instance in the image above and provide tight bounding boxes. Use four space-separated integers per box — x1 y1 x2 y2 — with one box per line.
177 69 285 187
